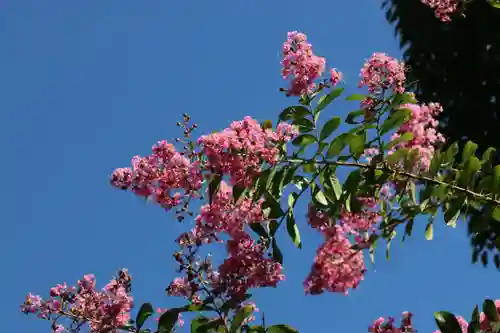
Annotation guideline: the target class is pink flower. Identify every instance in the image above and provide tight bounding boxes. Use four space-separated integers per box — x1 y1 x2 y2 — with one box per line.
369 313 417 333
303 225 365 295
359 53 406 94
329 68 343 86
390 103 445 171
110 140 203 211
281 31 326 96
421 0 459 22
198 117 297 187
362 147 380 162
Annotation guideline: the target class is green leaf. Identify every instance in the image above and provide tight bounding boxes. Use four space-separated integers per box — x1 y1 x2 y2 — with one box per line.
428 151 443 178
158 309 181 333
386 148 409 165
347 133 365 156
425 221 434 240
288 192 298 208
292 118 315 133
345 93 366 101
286 211 301 248
136 303 154 330
386 132 414 150
279 106 310 121
380 108 412 135
267 325 300 333
444 197 466 227
249 223 269 239
345 109 365 124
316 87 344 112
329 173 342 200
444 142 459 164
247 326 265 333
493 207 500 222
292 134 317 147
462 141 478 163
261 120 273 130
208 174 222 205
233 185 246 203
314 190 328 206
303 162 317 173
326 134 347 158
262 195 284 219
230 305 254 333
434 311 462 333
483 299 499 322
319 116 341 141
343 170 361 196
494 165 500 193
271 238 283 264
488 0 500 8
191 317 211 333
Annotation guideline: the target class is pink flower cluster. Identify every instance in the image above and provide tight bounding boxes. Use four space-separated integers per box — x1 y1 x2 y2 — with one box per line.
359 53 406 95
21 270 133 333
281 31 326 96
198 116 298 187
390 103 445 171
170 181 284 299
110 140 203 211
303 199 381 295
421 0 459 22
369 312 416 333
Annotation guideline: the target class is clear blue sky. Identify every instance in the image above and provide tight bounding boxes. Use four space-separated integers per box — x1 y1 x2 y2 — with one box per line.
2 1 497 333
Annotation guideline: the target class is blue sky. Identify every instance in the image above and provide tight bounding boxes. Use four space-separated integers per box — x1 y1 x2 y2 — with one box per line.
2 1 498 333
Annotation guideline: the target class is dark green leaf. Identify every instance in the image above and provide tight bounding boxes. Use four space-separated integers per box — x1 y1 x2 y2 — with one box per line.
292 134 317 148
343 170 361 196
348 133 365 156
267 325 300 333
425 221 434 240
494 165 500 193
483 299 499 322
319 116 341 141
434 311 462 333
136 303 154 330
492 207 500 222
314 190 328 206
209 174 222 205
380 108 412 135
444 142 459 164
247 326 265 333
292 118 315 133
316 87 344 112
158 309 181 333
286 211 301 248
303 162 317 173
191 317 211 333
233 185 246 203
261 120 273 130
326 134 347 158
329 173 342 200
462 141 478 163
428 150 443 178
444 197 466 227
271 238 283 264
230 305 254 333
386 148 409 165
279 106 310 121
345 93 366 101
345 109 365 125
249 223 269 239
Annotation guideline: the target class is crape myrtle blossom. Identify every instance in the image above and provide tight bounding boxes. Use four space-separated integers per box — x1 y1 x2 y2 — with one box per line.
369 312 417 333
21 270 133 333
421 0 460 22
390 103 445 171
303 200 382 295
281 31 326 96
110 140 203 211
198 116 298 187
359 53 406 95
